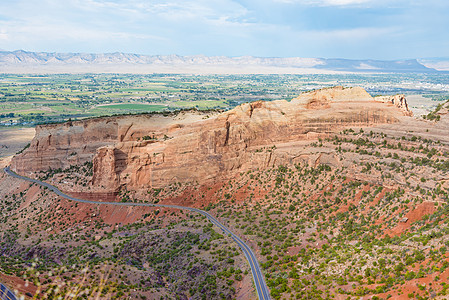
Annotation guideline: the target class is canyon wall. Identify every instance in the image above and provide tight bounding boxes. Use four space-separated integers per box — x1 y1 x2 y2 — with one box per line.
11 118 118 175
10 111 212 176
11 87 412 191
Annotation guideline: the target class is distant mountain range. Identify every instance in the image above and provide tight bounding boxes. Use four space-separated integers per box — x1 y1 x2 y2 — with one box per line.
0 50 446 74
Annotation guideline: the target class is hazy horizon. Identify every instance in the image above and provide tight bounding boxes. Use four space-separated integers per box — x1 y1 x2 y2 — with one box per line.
1 49 448 61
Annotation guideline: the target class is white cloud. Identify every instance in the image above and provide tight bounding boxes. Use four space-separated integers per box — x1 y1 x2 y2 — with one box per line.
65 0 249 23
274 0 396 6
305 26 398 39
3 21 165 42
318 0 371 5
0 29 8 40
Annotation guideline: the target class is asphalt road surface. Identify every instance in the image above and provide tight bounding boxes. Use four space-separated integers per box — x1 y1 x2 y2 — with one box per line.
4 167 271 300
0 283 17 300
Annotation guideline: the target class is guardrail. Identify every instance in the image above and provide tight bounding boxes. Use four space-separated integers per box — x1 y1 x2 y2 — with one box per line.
0 283 16 300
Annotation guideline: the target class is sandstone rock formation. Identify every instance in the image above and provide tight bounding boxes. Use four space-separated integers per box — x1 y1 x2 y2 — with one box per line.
11 87 413 192
374 94 413 116
11 118 119 175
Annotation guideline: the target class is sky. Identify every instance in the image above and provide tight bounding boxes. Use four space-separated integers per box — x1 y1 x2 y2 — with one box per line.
0 0 448 59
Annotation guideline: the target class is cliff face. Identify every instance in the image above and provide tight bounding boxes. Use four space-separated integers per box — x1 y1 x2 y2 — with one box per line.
11 118 119 175
10 112 211 176
374 94 413 116
11 87 412 191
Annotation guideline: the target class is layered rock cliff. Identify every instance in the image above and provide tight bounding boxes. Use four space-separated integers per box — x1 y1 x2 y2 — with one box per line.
11 118 118 174
374 94 413 116
11 87 412 191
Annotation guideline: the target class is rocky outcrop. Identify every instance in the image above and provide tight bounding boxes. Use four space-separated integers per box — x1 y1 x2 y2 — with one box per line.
10 112 212 176
374 94 413 116
10 118 119 175
11 87 413 191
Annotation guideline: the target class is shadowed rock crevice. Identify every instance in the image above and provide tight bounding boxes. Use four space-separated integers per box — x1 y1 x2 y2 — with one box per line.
223 121 231 146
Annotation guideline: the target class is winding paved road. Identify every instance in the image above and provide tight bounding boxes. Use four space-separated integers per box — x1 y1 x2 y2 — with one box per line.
4 167 270 300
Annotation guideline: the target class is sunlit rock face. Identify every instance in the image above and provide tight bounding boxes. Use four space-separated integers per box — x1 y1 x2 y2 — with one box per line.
11 87 412 191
